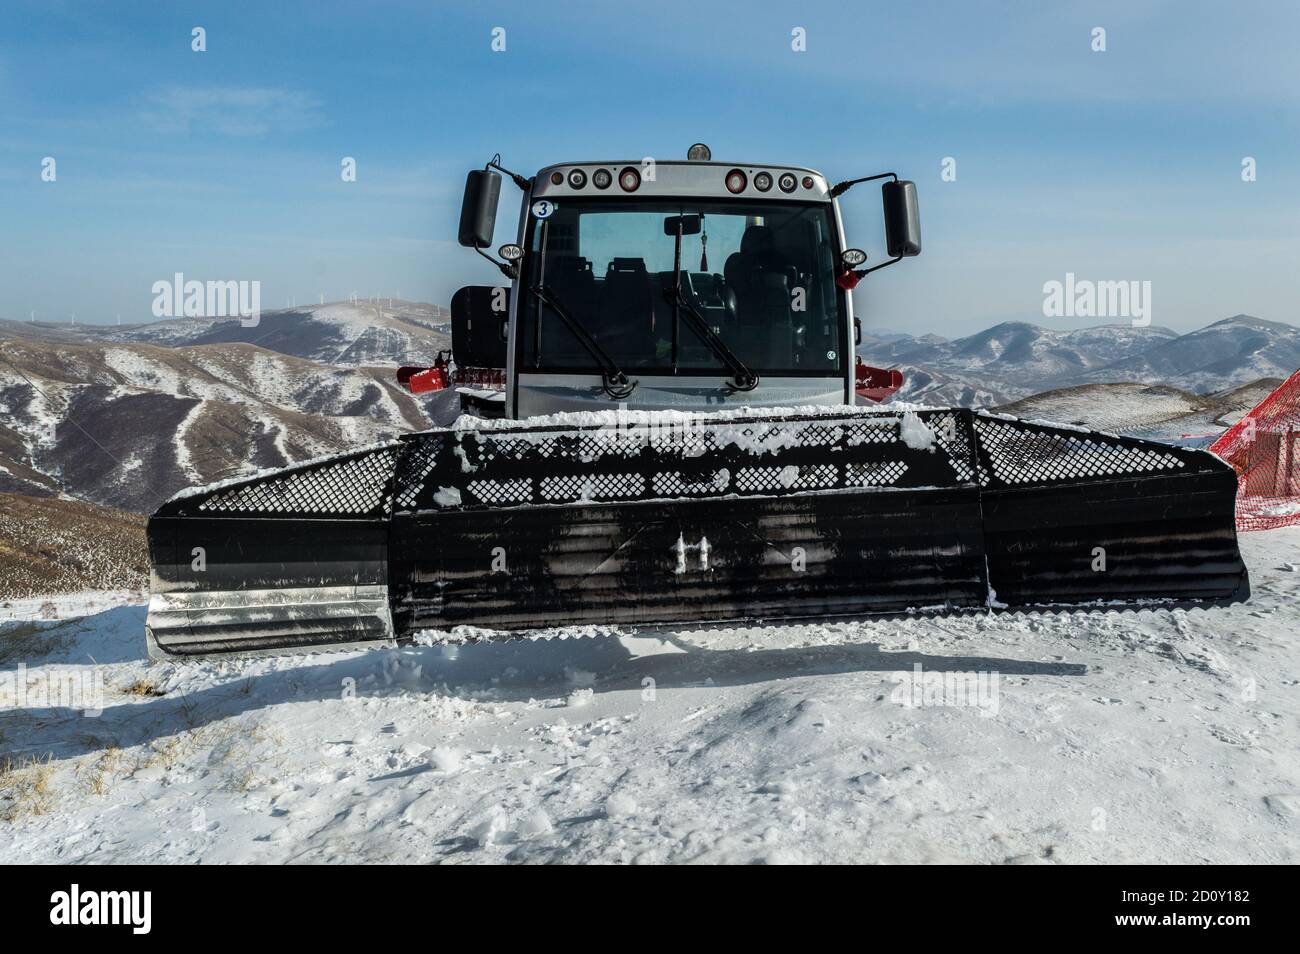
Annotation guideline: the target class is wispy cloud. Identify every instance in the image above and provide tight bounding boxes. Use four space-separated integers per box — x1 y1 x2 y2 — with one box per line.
140 85 325 137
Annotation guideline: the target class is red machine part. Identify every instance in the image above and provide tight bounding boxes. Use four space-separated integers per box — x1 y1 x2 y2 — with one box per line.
397 352 505 394
396 364 449 394
400 355 900 404
855 357 903 403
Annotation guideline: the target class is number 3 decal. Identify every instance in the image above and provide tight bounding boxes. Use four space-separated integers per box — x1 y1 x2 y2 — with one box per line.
532 200 556 219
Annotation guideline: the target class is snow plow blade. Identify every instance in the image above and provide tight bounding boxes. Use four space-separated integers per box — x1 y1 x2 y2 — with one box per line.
146 409 1249 657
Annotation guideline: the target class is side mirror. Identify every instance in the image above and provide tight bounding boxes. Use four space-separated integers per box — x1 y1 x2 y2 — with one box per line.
458 169 502 249
882 180 921 258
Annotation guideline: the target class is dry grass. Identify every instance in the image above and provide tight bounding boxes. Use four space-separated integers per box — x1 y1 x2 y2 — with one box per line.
215 720 284 794
87 769 109 796
79 745 126 798
121 679 165 698
0 754 57 822
0 621 69 666
134 708 241 776
0 492 147 599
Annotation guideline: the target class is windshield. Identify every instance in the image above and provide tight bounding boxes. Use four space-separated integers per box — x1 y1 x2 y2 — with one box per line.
520 198 845 376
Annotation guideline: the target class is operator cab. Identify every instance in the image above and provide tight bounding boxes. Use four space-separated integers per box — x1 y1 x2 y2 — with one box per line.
434 145 920 419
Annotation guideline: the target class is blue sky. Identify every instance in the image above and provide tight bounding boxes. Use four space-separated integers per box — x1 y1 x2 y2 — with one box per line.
1 0 1297 336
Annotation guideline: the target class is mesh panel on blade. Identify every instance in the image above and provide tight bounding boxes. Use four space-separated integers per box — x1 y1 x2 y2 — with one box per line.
196 445 400 517
733 464 838 492
540 472 646 502
394 412 1229 512
929 411 980 484
393 436 443 511
845 461 908 486
411 413 972 510
973 416 1187 487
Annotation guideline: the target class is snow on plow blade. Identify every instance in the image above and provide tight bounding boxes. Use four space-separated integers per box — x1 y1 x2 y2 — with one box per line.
146 409 1249 657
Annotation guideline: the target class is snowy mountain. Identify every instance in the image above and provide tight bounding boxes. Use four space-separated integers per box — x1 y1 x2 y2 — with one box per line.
1082 315 1300 393
887 364 1010 407
0 331 451 513
2 300 451 368
4 304 1295 509
862 315 1297 403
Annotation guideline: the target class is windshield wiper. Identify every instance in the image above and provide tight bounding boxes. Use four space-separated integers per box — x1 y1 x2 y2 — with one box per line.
530 284 636 400
664 286 759 392
666 214 758 392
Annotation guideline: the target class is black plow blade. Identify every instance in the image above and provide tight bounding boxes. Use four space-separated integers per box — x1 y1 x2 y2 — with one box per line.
146 409 1249 657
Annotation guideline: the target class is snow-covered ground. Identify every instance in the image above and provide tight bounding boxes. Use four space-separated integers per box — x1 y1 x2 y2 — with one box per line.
3 530 1299 864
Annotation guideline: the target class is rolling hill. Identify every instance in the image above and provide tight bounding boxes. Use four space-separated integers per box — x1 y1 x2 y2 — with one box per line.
861 315 1297 404
0 329 448 513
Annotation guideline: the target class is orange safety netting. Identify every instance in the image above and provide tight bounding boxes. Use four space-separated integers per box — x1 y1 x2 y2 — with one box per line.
1210 368 1300 531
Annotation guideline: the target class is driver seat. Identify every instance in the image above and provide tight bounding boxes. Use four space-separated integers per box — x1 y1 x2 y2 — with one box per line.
723 225 796 366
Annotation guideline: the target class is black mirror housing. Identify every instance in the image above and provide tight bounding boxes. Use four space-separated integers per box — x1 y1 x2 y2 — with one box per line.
663 214 702 236
882 180 921 258
458 170 502 249
450 285 510 368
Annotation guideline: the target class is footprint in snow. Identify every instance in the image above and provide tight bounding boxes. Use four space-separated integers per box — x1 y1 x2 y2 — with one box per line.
1264 794 1300 817
1209 725 1252 747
